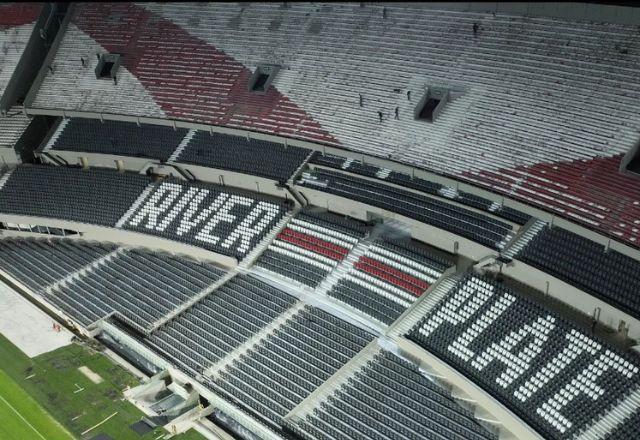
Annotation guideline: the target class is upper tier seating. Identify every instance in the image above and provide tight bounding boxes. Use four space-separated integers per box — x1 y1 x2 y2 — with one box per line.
299 168 514 250
0 165 151 226
256 209 368 287
328 236 451 325
0 3 42 97
44 118 187 161
177 131 311 182
288 349 497 440
27 3 640 247
408 274 640 440
145 275 296 375
0 237 115 291
45 248 226 331
312 153 532 225
514 226 640 321
121 178 291 259
212 305 375 428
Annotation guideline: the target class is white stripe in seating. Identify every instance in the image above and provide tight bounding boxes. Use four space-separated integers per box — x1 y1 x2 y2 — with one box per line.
287 223 354 250
369 245 442 278
364 249 440 283
290 218 359 244
343 274 412 308
348 269 416 303
271 239 338 267
266 245 333 272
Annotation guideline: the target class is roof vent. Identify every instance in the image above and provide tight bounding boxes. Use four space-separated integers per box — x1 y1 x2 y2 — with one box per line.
248 64 280 93
415 87 450 123
95 53 121 80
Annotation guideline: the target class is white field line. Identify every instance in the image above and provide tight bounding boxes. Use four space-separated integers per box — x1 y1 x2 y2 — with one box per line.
0 394 47 440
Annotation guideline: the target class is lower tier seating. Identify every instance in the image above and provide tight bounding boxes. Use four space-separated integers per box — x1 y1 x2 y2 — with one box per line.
328 237 450 325
515 226 640 321
256 210 367 288
408 274 640 440
298 169 514 250
45 118 187 161
288 349 497 440
0 237 115 291
177 131 312 182
144 275 296 375
44 248 226 331
312 153 531 225
0 164 151 226
212 305 375 429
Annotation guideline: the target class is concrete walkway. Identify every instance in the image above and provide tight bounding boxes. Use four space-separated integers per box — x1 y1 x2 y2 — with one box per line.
0 281 73 357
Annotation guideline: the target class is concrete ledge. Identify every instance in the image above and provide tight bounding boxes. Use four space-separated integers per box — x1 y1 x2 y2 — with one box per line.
0 214 237 269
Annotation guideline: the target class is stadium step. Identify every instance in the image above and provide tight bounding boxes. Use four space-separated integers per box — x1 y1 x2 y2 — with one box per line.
314 238 373 299
501 218 547 259
168 128 197 163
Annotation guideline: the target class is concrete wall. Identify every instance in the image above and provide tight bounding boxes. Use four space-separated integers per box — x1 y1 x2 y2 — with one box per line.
0 213 237 269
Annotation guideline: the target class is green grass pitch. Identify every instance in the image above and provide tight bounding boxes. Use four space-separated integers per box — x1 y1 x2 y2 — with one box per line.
0 332 205 440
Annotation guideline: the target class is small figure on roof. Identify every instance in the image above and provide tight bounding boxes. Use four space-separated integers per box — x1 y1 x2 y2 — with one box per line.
378 111 383 123
359 93 363 107
473 22 479 36
395 106 399 120
407 90 411 101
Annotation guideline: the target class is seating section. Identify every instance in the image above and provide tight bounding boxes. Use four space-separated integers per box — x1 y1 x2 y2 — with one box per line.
257 210 368 287
120 178 291 259
44 248 226 331
0 109 32 150
408 274 640 440
328 237 451 325
0 237 115 291
0 3 41 96
288 349 497 440
0 165 151 226
144 275 296 375
44 118 187 161
312 153 531 225
299 168 514 250
177 131 311 182
212 305 375 428
606 411 640 440
515 226 640 321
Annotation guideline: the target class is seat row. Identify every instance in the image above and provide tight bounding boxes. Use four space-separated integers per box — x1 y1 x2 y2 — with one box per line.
298 169 514 250
312 152 531 225
212 305 375 428
288 349 497 440
408 274 640 440
144 275 297 375
257 210 366 288
514 226 640 321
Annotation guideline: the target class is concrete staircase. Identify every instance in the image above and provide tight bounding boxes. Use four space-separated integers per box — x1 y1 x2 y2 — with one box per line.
314 237 372 298
502 218 547 259
238 208 299 270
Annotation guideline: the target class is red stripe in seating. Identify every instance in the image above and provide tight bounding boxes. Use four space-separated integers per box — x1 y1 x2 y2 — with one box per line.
278 234 343 261
279 228 349 256
359 256 430 290
0 4 41 27
354 262 424 296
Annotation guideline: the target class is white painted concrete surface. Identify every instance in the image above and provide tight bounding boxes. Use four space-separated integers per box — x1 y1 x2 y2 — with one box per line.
0 280 73 357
